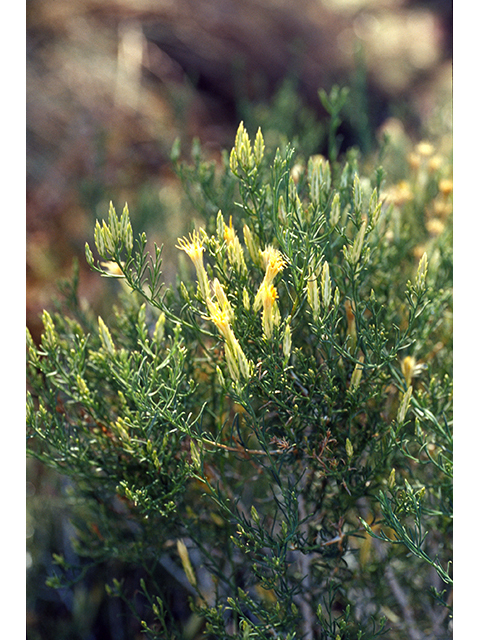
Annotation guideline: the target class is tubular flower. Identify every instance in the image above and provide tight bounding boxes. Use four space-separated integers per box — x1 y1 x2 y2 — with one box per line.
212 278 233 321
254 247 287 311
261 283 279 339
206 299 235 349
206 299 250 381
176 231 209 300
260 246 287 277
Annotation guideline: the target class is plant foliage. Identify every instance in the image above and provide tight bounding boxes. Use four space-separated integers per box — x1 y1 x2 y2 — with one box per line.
27 88 452 639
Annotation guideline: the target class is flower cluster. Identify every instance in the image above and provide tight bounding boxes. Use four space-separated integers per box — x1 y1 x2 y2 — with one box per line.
177 207 289 381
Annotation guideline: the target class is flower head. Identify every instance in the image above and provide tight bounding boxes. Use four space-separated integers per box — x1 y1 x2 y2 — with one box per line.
260 246 287 276
254 247 287 312
176 231 205 272
176 230 209 299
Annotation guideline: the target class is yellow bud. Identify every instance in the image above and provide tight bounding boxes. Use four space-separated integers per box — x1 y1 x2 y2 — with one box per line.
330 191 341 227
190 440 202 471
98 316 115 355
233 121 253 170
224 218 247 273
94 220 106 257
76 374 90 398
348 220 367 265
153 312 166 344
242 287 251 311
353 173 363 212
177 539 197 587
216 210 226 239
320 261 332 309
350 355 364 390
306 271 320 321
388 468 396 490
397 386 413 425
277 195 287 225
41 310 57 350
243 224 260 266
253 127 265 166
345 438 354 459
212 278 233 319
230 147 239 174
414 252 428 292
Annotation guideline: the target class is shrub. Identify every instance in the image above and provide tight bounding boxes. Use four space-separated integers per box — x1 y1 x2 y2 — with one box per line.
27 91 452 639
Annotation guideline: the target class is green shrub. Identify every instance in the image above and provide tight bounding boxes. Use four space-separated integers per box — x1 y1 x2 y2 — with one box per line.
27 91 452 639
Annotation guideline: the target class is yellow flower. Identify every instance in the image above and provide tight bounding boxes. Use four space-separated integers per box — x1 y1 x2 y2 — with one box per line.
264 252 286 284
260 246 287 277
100 261 124 276
415 141 435 157
350 354 364 390
426 218 445 237
176 231 209 299
401 356 416 387
212 278 233 320
206 299 250 381
428 155 443 173
438 178 453 197
224 218 236 245
176 231 205 273
254 247 287 311
206 299 234 347
400 355 426 387
261 283 279 339
383 181 413 207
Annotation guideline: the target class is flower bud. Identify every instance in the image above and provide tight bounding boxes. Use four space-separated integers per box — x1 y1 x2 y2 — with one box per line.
330 191 341 227
98 316 115 355
177 539 197 587
253 127 265 166
397 386 413 425
321 261 332 309
414 252 428 293
345 438 354 459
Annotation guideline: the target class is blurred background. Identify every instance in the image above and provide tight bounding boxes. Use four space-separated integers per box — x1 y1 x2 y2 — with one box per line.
26 0 452 638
